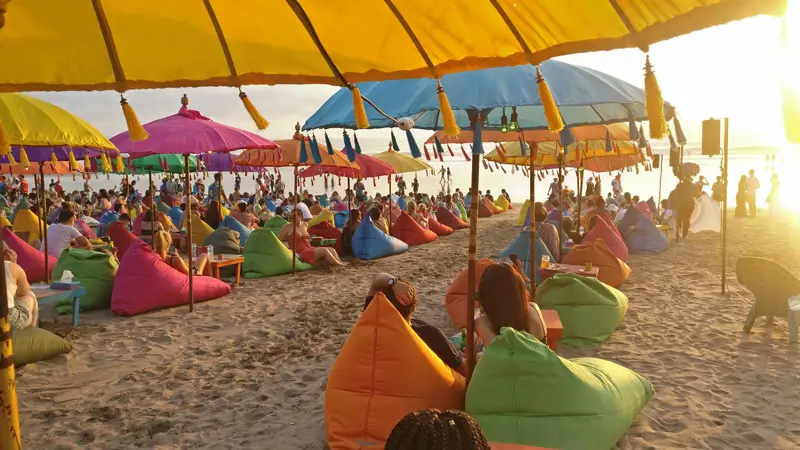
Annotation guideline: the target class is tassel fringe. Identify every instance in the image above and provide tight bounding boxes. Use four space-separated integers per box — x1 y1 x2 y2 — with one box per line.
116 154 124 173
436 81 461 137
68 150 78 171
120 95 149 142
0 119 11 155
349 86 370 129
7 153 16 165
239 90 269 130
84 153 91 171
51 151 58 167
406 130 422 158
644 55 668 139
461 145 471 161
19 147 30 168
536 67 564 132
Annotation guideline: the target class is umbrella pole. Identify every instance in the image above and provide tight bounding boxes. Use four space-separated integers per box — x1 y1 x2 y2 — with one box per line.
185 155 194 312
348 178 352 209
466 118 482 383
218 171 222 223
388 176 392 235
149 168 155 239
577 168 583 233
0 232 21 449
40 163 49 283
721 118 729 295
292 165 298 276
557 153 564 262
529 145 536 285
657 160 664 216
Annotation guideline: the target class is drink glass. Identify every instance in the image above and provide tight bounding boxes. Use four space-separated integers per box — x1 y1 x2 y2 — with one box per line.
541 255 550 268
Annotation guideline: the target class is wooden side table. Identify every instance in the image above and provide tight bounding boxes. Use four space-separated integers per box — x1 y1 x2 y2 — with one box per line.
35 286 87 328
541 309 563 353
208 255 245 287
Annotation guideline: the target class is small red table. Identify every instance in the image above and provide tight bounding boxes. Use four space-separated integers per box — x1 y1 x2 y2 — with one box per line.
541 309 564 353
538 263 599 283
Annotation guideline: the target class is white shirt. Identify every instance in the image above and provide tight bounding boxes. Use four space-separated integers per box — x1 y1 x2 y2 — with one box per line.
42 223 82 258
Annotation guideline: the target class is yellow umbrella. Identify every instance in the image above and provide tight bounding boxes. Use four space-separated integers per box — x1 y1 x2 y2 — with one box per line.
371 149 433 174
486 140 641 171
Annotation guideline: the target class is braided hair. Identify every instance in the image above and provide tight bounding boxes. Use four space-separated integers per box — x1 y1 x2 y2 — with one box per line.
385 409 490 450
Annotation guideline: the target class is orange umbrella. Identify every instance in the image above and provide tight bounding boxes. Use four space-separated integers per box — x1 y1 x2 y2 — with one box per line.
1 161 84 175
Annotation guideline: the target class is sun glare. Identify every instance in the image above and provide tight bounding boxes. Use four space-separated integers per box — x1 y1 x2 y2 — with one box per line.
782 0 800 95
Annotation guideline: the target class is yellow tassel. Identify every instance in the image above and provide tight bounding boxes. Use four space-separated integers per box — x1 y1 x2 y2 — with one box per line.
7 153 16 166
644 55 667 139
120 95 149 142
19 146 30 168
436 81 460 137
68 150 78 171
0 119 10 156
84 153 91 170
239 90 269 130
51 151 58 167
102 153 111 173
115 154 124 173
350 85 370 129
536 67 564 132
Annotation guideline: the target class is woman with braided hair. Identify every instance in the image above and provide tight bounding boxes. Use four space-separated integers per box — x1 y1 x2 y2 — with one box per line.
385 409 490 450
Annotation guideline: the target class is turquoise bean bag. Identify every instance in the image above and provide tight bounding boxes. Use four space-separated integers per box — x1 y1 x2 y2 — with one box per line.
243 229 313 278
617 207 668 254
466 328 654 450
535 273 629 346
52 248 119 314
351 216 408 260
168 206 183 227
499 230 553 285
334 210 349 228
220 215 251 246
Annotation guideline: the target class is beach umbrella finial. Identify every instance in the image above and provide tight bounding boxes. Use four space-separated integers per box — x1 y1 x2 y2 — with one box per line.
181 93 189 106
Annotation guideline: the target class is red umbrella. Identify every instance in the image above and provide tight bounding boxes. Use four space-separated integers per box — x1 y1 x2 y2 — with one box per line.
297 150 395 179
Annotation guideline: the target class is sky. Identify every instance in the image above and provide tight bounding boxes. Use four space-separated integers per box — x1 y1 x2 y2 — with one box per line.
27 14 789 154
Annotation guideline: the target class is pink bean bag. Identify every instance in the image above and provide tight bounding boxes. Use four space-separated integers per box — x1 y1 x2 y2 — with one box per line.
332 202 349 212
1 228 56 283
391 212 437 246
308 221 343 254
111 241 231 316
131 212 145 236
427 216 454 237
107 222 140 260
436 207 469 230
583 219 629 262
74 219 97 239
636 202 655 223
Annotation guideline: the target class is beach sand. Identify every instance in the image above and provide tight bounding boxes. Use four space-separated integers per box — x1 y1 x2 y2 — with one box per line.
16 207 800 449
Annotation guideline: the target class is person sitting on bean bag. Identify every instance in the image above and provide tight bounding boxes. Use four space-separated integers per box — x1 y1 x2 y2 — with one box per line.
231 202 258 229
406 201 428 229
341 209 361 255
3 242 38 330
152 230 211 276
42 209 93 258
278 210 347 267
370 206 389 235
363 272 466 376
475 261 546 347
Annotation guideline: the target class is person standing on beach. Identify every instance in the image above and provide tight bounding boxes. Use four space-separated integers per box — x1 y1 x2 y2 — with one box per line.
767 173 781 214
594 176 602 197
669 176 697 242
711 176 725 202
612 173 622 196
412 176 419 195
585 177 595 198
746 169 760 217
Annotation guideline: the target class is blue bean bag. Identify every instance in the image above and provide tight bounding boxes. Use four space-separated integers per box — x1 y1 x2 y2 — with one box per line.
220 215 251 247
397 196 408 211
351 216 408 260
168 206 183 227
499 231 553 285
265 198 277 213
617 207 668 254
334 210 349 228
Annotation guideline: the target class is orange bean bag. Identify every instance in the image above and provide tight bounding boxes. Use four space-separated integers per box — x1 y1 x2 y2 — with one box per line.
426 216 453 237
562 239 632 288
478 198 494 218
1 228 56 283
444 258 495 329
107 221 140 260
583 220 628 262
391 212 437 246
325 293 466 449
436 207 468 230
308 221 343 254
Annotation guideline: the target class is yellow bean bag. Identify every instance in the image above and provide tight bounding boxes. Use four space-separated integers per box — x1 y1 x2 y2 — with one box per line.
308 208 335 228
190 215 214 247
221 205 231 217
517 199 531 226
13 209 46 244
495 195 510 211
0 216 11 228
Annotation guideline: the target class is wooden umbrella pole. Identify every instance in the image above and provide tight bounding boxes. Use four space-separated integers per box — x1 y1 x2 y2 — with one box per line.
185 155 194 312
557 152 564 262
217 171 222 223
721 118 729 295
348 178 352 209
657 159 664 216
149 168 155 237
0 233 22 449
388 176 392 235
40 163 49 283
576 168 584 232
292 165 298 276
465 117 482 383
528 143 536 285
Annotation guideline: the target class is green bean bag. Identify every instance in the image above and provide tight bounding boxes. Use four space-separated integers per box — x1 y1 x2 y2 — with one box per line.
535 273 628 347
12 327 72 366
243 229 313 278
53 248 119 314
466 328 653 450
456 202 468 221
264 215 288 236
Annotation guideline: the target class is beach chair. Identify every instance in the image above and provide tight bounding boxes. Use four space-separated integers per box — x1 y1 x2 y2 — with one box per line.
737 257 800 342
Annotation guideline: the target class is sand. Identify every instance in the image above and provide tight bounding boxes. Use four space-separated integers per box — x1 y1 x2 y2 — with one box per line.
15 207 800 449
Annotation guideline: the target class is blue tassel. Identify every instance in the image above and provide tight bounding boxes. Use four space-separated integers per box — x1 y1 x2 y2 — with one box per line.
472 120 484 155
674 116 687 146
629 119 640 141
638 124 648 149
434 136 445 157
324 132 335 155
406 130 422 158
519 136 527 156
354 133 363 154
310 135 322 164
343 131 356 162
390 130 400 151
299 136 309 164
605 128 613 152
559 126 575 152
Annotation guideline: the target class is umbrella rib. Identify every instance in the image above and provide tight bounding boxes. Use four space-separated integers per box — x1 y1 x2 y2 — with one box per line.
202 0 240 86
381 0 438 77
90 0 127 92
606 0 645 51
487 0 538 64
285 0 349 87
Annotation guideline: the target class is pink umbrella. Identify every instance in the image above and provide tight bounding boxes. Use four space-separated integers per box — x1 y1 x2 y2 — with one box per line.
298 150 395 208
110 96 279 312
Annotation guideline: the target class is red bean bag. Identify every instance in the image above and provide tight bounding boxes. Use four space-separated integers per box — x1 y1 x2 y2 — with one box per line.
391 212 437 246
436 207 468 230
583 220 629 262
1 228 56 283
444 259 494 329
426 216 453 237
478 198 494 218
111 240 231 316
562 238 631 288
107 222 140 260
636 202 655 223
308 221 343 254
